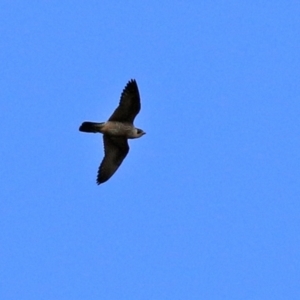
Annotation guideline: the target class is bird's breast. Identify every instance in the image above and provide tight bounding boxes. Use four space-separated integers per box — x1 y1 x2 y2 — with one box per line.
102 122 134 137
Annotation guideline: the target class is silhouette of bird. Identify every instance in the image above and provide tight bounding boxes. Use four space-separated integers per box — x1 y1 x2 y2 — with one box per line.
79 79 145 184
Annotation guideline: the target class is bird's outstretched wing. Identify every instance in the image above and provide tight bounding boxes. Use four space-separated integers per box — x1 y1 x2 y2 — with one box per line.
97 135 129 184
108 79 141 124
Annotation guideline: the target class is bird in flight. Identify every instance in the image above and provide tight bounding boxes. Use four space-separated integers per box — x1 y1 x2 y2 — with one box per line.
79 79 145 184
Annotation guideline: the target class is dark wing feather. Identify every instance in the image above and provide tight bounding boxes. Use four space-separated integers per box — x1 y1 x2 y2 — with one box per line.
108 79 141 124
97 135 129 184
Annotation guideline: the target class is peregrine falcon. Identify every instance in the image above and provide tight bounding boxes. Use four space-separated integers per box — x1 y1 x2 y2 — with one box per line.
79 79 145 184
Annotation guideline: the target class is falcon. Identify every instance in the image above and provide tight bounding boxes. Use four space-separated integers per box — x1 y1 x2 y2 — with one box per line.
79 79 145 184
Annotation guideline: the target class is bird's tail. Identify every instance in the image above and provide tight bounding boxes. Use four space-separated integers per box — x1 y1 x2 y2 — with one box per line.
79 122 105 133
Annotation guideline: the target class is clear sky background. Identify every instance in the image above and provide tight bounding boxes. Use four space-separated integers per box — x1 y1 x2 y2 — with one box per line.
1 1 300 299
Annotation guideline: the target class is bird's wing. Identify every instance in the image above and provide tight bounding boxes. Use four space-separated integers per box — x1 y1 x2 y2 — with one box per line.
97 135 129 184
108 79 141 124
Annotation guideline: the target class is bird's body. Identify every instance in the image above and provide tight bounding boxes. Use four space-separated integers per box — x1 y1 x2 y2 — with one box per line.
79 79 145 184
80 121 142 138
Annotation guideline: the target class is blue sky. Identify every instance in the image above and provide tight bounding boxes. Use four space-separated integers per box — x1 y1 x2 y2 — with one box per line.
1 1 300 299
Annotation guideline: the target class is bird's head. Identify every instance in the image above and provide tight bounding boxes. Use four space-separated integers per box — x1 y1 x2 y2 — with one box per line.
134 128 146 138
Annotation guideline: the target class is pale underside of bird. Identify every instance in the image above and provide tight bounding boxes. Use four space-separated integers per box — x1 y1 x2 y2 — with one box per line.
79 79 145 184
